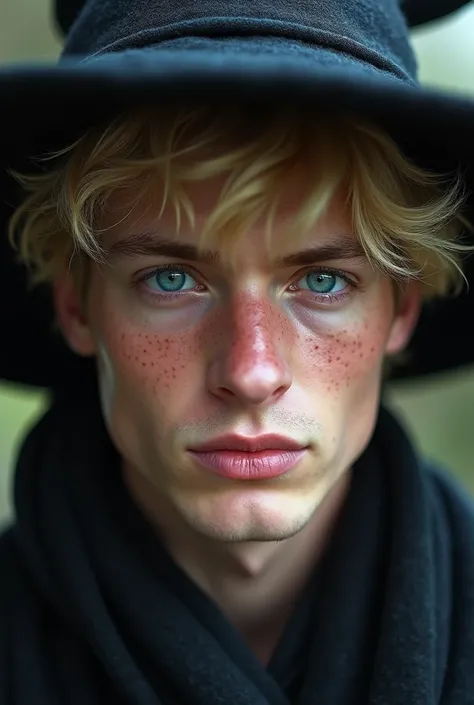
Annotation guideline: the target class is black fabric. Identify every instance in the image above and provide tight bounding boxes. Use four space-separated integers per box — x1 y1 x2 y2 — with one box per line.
52 0 473 36
1 397 474 704
61 0 417 81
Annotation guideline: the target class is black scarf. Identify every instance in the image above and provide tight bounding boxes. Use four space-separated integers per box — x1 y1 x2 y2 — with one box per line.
1 397 474 705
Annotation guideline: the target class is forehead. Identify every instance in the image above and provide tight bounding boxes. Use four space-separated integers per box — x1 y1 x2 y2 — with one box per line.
98 169 354 258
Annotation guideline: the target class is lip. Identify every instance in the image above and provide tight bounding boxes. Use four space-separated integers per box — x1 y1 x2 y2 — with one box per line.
189 433 306 453
188 434 308 480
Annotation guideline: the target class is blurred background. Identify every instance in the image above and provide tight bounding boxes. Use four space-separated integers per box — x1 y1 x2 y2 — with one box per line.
1 0 474 527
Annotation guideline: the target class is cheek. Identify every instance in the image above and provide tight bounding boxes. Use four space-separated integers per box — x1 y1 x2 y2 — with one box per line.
106 309 226 391
297 302 392 395
88 283 209 397
88 295 198 403
106 325 198 393
122 331 187 386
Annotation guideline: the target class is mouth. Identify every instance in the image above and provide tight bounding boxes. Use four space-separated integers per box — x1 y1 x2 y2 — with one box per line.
188 434 308 480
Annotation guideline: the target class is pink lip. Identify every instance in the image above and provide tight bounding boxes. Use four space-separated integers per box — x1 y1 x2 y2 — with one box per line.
189 433 305 453
188 434 307 480
188 449 307 480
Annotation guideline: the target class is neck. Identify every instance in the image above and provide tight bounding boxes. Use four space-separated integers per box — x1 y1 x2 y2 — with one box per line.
123 465 351 664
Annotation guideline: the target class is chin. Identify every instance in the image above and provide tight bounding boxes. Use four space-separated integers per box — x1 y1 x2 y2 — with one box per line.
180 492 315 542
193 520 307 544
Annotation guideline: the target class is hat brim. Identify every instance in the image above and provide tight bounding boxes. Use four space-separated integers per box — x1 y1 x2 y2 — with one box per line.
1 39 474 391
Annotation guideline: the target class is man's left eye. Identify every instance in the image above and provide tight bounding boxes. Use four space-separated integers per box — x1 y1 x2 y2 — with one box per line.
297 270 348 295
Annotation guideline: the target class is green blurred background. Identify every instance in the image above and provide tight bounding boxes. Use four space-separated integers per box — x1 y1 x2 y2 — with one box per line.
1 0 474 527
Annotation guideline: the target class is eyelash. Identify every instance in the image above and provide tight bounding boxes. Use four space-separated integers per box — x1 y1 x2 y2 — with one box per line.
134 263 359 305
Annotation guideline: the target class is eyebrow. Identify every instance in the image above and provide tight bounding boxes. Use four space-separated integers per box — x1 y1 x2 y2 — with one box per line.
105 231 367 267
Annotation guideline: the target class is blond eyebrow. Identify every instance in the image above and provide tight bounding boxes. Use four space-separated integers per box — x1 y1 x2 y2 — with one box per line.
105 231 367 266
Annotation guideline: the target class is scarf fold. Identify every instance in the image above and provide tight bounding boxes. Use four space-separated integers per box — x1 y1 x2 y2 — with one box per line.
1 397 473 705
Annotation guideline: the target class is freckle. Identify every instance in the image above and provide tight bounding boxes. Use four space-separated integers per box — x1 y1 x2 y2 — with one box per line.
359 353 363 358
314 345 319 350
344 363 349 368
370 346 375 353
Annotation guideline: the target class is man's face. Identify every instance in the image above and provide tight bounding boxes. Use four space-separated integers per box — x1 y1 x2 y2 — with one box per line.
55 171 420 543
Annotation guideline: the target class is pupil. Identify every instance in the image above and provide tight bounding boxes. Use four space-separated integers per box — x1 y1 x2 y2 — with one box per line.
157 271 185 292
307 272 335 294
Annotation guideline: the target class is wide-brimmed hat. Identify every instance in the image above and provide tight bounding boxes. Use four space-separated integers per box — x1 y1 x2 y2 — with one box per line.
1 0 474 393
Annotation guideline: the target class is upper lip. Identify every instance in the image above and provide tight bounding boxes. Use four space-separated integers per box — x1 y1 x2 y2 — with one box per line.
189 434 306 453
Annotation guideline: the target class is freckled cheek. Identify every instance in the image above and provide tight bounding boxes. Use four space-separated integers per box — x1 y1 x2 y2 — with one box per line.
299 314 391 394
90 293 214 394
96 322 198 394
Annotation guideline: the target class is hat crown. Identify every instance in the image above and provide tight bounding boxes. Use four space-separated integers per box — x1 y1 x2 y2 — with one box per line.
62 0 418 82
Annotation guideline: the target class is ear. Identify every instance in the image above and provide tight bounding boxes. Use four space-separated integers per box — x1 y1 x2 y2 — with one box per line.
384 280 422 356
52 270 96 357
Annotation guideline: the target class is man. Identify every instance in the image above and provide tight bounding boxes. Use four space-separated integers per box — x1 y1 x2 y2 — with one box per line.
1 1 474 704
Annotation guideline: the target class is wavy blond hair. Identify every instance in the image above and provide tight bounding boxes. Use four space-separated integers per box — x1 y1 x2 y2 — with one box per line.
7 104 473 302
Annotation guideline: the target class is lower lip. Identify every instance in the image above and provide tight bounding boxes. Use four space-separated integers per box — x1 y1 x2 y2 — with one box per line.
188 449 306 480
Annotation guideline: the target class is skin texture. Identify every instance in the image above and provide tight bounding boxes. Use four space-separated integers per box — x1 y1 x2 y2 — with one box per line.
54 172 421 663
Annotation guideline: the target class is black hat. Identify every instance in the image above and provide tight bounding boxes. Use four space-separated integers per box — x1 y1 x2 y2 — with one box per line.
1 0 474 393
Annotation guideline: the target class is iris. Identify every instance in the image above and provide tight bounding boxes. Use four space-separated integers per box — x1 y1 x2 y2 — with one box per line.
153 270 189 292
305 272 341 294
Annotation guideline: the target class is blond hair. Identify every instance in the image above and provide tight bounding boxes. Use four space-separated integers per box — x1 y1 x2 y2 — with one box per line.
7 104 473 300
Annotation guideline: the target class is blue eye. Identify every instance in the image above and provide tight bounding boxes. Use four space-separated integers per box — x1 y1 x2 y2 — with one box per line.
146 267 197 293
299 270 347 295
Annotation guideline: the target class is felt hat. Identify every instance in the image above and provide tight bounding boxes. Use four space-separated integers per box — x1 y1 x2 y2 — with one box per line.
1 0 474 393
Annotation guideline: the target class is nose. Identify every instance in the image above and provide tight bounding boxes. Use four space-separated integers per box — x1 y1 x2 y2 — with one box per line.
207 295 293 407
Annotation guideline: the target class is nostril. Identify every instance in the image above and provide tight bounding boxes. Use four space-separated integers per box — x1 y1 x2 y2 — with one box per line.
215 386 238 401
